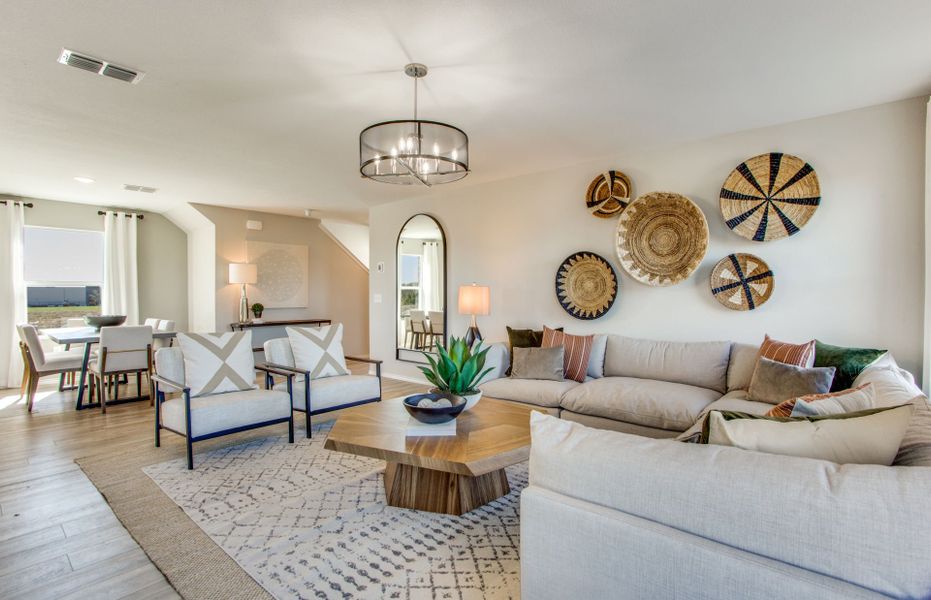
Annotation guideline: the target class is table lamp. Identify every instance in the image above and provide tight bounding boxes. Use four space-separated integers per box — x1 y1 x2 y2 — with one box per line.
458 283 490 346
229 263 257 323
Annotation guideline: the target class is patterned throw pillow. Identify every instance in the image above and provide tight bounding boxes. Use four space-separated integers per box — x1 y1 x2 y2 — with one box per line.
176 331 258 397
765 384 874 418
287 324 349 379
541 326 593 383
758 334 816 367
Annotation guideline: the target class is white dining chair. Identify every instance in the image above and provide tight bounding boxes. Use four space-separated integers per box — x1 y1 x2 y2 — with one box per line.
89 326 154 413
409 310 427 350
17 324 85 412
427 311 445 349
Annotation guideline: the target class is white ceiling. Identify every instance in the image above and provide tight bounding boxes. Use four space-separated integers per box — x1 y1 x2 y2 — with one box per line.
1 0 930 222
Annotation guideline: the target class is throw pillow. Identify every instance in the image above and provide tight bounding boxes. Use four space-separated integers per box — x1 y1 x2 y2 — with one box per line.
541 326 593 383
505 326 561 375
510 346 565 381
814 340 886 392
176 331 257 397
747 357 835 404
765 384 874 418
758 334 816 367
287 324 349 378
791 384 876 417
701 404 915 465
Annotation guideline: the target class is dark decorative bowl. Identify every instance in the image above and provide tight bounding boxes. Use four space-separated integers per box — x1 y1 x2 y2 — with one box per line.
403 392 466 424
84 315 127 331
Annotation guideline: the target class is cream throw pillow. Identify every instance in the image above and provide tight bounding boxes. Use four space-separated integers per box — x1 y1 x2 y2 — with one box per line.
707 404 915 465
287 324 349 379
176 331 257 397
790 384 876 417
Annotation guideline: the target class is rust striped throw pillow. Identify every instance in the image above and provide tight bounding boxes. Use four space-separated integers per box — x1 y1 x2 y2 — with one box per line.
542 326 593 383
765 383 874 418
759 334 816 368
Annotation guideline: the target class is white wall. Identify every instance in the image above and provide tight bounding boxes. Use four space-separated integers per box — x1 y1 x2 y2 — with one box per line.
370 97 928 382
164 203 216 331
192 204 370 355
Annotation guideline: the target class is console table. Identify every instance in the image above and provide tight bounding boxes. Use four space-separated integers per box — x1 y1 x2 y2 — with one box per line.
229 319 332 352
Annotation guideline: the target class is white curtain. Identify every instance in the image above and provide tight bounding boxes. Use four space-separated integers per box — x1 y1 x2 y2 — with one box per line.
102 211 139 325
421 241 443 312
0 202 26 388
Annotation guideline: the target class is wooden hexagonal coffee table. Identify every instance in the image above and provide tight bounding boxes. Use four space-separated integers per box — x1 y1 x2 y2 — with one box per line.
324 396 540 515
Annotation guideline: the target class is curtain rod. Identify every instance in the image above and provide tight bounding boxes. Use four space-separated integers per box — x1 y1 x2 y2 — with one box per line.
0 200 33 207
98 211 144 220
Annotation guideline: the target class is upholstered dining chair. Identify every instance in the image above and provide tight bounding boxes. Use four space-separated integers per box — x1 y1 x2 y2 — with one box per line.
427 310 445 348
17 324 85 412
409 310 427 350
262 325 382 438
89 326 154 413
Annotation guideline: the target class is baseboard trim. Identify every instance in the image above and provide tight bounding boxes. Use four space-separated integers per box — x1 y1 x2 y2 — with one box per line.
382 371 429 385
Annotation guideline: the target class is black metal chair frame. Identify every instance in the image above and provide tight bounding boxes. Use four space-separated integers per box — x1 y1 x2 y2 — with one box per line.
153 363 295 470
260 356 383 438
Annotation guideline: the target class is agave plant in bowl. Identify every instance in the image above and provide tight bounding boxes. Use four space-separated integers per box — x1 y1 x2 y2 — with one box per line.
419 337 493 411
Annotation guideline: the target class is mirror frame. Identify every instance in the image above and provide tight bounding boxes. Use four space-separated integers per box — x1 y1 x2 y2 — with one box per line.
395 213 448 364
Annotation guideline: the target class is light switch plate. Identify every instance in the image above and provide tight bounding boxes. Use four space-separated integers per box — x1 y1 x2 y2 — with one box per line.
373 293 382 303
376 261 385 273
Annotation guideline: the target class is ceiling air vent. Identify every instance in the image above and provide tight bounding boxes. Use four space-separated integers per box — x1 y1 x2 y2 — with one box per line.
123 184 158 193
58 48 145 84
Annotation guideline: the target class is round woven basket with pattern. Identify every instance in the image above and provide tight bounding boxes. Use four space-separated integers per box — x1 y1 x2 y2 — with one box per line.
616 191 709 286
719 152 820 241
585 170 632 218
555 252 618 320
710 253 774 311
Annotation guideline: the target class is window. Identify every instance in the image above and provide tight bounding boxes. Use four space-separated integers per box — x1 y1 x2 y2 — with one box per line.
399 254 421 314
24 226 104 328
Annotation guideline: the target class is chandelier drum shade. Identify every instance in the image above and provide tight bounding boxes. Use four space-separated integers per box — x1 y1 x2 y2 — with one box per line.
359 64 469 186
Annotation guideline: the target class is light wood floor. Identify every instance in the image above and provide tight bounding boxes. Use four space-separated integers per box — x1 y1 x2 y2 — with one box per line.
0 363 424 599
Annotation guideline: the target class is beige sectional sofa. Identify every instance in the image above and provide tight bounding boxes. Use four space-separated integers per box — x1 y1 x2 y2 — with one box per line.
479 334 925 440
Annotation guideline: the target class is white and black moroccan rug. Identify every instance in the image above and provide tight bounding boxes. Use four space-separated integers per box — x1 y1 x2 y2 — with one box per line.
143 423 524 599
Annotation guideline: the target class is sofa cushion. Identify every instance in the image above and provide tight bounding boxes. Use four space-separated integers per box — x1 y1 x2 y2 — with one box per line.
586 334 608 379
275 375 380 412
603 335 731 393
764 384 874 418
161 388 291 438
675 390 772 442
560 376 720 432
896 396 931 466
725 342 758 391
542 327 593 383
814 340 886 392
511 346 565 381
747 357 834 404
480 377 579 408
758 334 816 367
529 413 931 599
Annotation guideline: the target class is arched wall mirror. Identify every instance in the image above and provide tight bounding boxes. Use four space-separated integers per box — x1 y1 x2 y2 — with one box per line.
396 214 446 363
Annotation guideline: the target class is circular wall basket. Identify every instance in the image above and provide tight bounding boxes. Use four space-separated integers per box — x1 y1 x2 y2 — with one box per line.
720 152 820 242
710 253 774 311
555 252 618 319
615 191 709 286
585 170 632 218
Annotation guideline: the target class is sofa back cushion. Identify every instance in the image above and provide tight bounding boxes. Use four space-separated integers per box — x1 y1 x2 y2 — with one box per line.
603 335 731 393
725 342 758 391
529 413 931 599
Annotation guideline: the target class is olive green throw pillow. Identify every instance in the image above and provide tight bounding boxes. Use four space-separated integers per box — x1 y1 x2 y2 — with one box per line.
814 340 886 392
506 326 562 375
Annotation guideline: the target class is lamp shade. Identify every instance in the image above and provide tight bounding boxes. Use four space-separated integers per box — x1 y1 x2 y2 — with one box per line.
458 284 490 316
229 263 257 285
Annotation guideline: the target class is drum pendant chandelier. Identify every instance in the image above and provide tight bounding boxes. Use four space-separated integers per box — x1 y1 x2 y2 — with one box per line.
359 63 469 186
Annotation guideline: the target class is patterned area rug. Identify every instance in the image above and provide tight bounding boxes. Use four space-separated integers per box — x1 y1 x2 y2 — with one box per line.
143 423 524 599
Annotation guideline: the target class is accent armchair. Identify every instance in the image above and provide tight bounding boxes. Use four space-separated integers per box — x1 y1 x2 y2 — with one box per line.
262 337 382 438
153 346 295 469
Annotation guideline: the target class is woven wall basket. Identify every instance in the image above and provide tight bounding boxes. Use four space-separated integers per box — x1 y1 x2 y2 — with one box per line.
585 170 632 218
555 252 618 319
720 152 820 242
616 191 709 286
710 253 774 311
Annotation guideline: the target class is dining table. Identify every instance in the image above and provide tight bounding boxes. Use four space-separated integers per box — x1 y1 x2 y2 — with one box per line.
43 326 178 410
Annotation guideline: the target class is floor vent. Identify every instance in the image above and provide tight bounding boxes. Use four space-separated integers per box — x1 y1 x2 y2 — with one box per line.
58 49 145 84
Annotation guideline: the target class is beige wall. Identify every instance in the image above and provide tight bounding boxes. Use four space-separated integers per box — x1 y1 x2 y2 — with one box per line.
371 97 928 382
22 197 188 327
192 204 369 355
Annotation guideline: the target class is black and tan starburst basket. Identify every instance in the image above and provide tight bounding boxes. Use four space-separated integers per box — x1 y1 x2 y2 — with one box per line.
615 191 709 286
585 170 632 218
719 152 820 242
555 252 618 319
710 253 774 311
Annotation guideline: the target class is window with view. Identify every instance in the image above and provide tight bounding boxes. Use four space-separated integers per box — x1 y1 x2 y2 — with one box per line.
399 254 421 315
24 226 104 329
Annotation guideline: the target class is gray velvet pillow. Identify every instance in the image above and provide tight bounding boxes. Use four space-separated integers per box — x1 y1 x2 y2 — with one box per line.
511 346 565 381
748 357 836 404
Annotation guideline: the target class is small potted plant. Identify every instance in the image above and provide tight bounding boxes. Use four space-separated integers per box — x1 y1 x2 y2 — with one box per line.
251 302 264 320
419 337 493 410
